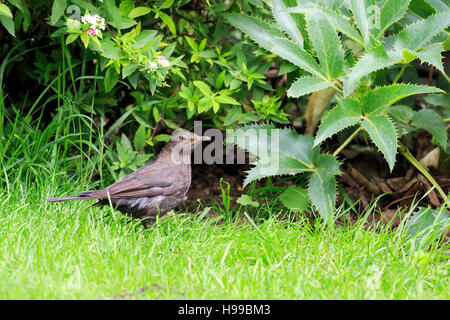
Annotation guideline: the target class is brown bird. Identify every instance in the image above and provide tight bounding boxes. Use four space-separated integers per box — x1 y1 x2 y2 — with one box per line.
47 129 211 226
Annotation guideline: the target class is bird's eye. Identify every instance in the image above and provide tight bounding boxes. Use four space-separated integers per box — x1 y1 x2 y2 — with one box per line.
179 136 184 140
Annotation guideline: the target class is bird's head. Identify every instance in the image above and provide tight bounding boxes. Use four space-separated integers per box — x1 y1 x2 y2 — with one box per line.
171 129 211 149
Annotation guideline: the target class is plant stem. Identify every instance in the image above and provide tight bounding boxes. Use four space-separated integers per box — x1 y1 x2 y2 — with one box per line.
333 127 362 157
393 64 407 84
398 142 449 209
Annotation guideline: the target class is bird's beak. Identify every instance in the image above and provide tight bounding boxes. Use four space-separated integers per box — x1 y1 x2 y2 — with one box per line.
199 135 211 141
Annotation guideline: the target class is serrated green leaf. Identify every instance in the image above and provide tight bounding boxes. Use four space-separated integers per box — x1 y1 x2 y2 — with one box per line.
424 0 450 11
226 125 319 186
388 105 415 123
317 7 365 46
378 0 411 37
279 185 309 212
305 10 344 79
361 84 444 115
315 98 362 146
308 154 341 220
362 114 398 171
272 0 303 47
344 46 401 96
287 75 334 98
269 37 326 79
128 7 151 19
395 11 450 51
224 13 285 51
411 109 448 148
409 44 444 72
349 0 372 46
104 65 119 92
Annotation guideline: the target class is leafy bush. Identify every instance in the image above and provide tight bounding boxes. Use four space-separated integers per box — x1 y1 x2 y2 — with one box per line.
225 0 450 219
0 0 283 182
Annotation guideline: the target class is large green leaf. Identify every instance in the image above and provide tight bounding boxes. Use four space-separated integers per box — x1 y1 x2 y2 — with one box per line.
314 98 362 146
269 37 325 79
405 207 450 248
424 0 450 11
279 185 309 212
378 0 411 37
287 75 333 98
104 0 123 29
361 84 444 115
349 0 373 46
224 13 284 52
225 125 319 186
408 44 444 72
305 10 344 79
286 5 364 45
104 65 119 92
0 3 12 18
344 46 401 96
362 114 398 171
0 14 14 37
395 11 450 51
51 0 67 25
224 13 325 78
411 109 448 149
308 154 341 220
272 0 303 47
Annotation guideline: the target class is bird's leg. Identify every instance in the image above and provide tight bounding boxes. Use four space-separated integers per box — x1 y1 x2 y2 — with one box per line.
141 216 156 229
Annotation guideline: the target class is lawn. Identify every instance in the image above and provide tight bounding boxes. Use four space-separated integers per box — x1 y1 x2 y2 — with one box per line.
0 180 448 300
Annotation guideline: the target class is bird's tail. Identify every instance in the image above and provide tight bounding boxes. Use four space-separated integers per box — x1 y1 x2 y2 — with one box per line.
47 190 97 202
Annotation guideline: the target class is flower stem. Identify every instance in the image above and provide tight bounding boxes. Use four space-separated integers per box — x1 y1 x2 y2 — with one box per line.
398 142 449 209
393 64 407 84
333 126 362 157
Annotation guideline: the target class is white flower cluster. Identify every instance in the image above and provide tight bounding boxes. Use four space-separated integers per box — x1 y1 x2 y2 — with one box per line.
81 14 106 35
147 56 170 72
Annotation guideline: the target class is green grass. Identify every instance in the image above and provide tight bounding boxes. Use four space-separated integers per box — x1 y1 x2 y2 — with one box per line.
0 179 448 300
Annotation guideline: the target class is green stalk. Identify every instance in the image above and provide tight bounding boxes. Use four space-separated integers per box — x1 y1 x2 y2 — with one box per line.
398 142 449 209
333 127 363 157
393 64 407 84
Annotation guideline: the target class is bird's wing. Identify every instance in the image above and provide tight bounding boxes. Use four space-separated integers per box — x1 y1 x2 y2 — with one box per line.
92 164 181 199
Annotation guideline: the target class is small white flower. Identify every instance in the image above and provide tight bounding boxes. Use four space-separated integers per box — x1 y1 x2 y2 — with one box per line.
157 55 170 67
81 14 106 32
148 61 158 71
81 14 97 26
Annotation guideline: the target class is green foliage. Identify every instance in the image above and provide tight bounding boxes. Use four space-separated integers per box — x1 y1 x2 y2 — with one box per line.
225 1 450 220
226 125 341 219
